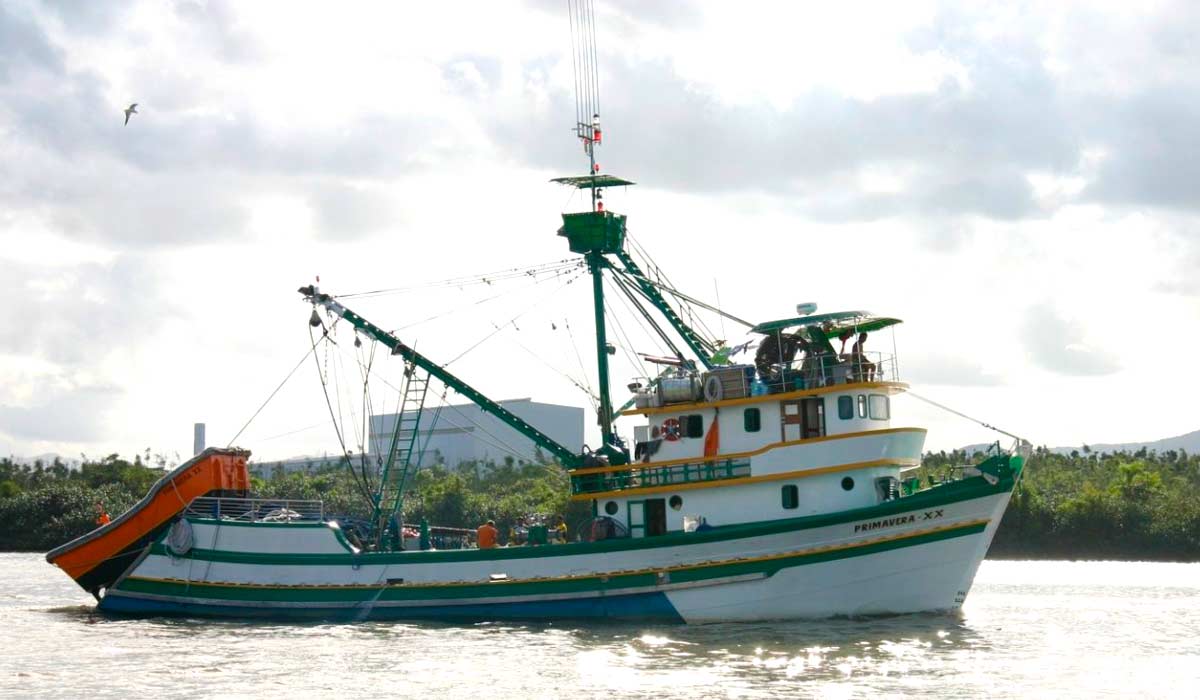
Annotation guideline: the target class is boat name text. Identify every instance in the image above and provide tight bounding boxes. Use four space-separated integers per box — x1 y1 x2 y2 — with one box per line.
853 509 944 533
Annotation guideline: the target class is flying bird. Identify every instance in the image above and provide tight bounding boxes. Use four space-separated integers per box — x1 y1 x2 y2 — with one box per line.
123 103 138 126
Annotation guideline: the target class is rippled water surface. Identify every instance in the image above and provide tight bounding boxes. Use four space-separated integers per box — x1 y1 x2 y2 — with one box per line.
3 553 1198 698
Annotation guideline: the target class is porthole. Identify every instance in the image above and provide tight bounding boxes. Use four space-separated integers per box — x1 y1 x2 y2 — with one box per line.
604 501 619 515
841 477 855 491
669 495 683 510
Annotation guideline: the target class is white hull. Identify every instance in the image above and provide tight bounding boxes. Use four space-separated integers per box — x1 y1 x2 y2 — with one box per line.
100 479 1014 623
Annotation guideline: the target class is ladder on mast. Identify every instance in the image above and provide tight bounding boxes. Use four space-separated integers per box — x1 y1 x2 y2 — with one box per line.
372 360 430 548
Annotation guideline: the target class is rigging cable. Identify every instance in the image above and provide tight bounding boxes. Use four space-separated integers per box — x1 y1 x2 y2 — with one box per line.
494 320 600 410
562 316 597 405
905 390 1030 447
334 259 580 300
609 267 687 361
307 324 375 506
426 400 536 465
602 276 652 379
354 337 381 493
321 339 536 468
225 345 317 448
389 261 585 334
443 269 586 367
612 263 715 354
626 234 749 333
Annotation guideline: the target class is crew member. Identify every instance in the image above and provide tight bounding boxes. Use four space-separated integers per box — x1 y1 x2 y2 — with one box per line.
476 519 498 549
553 515 568 544
94 502 111 526
850 332 876 381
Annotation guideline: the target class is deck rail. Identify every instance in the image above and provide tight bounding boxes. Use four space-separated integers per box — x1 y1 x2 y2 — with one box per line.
571 458 751 495
184 496 325 522
773 349 898 388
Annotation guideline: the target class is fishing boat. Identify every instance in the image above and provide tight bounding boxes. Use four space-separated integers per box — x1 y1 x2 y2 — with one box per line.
46 2 1028 623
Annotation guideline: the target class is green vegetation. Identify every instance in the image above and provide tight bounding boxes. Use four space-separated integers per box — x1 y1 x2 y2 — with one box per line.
0 453 591 551
253 455 593 536
0 453 164 551
918 445 1200 561
4 446 1199 559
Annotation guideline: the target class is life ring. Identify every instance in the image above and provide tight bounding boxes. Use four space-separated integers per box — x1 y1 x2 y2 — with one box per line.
703 375 724 402
166 518 194 557
662 418 681 441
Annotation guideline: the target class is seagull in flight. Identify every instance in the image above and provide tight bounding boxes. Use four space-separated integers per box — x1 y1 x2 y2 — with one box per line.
123 103 138 126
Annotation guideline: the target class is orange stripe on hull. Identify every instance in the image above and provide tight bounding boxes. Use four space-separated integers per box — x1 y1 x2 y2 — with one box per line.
47 448 251 584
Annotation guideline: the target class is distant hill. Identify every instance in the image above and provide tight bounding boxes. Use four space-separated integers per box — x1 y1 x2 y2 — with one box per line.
3 453 81 468
1052 429 1200 456
961 429 1200 456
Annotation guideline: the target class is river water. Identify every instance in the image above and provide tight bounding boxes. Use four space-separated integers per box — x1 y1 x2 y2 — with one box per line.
2 554 1197 699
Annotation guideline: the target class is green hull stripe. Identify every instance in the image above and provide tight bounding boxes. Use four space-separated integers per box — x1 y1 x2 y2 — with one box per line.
173 470 1012 567
117 521 987 604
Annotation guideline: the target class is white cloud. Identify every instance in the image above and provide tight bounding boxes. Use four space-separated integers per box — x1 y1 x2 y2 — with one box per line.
1020 303 1121 377
2 0 1200 461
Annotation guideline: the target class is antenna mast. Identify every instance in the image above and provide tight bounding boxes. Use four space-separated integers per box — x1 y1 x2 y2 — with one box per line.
568 0 603 212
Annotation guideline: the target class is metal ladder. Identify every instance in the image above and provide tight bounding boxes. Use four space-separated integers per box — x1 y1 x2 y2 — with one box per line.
372 360 430 547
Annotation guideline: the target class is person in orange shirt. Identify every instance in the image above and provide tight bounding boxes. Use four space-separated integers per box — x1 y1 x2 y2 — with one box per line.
94 502 111 526
476 519 498 549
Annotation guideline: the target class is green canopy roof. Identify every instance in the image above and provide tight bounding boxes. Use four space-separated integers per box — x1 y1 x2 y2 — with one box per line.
751 311 902 336
550 174 636 189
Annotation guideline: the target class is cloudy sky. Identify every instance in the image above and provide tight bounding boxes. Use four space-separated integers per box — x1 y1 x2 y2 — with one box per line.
2 0 1197 464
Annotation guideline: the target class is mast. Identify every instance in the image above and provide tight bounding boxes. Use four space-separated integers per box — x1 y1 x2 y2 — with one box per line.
560 0 627 465
554 0 723 464
587 250 616 453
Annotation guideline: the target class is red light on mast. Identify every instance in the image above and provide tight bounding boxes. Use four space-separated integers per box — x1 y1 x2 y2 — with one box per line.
592 114 602 144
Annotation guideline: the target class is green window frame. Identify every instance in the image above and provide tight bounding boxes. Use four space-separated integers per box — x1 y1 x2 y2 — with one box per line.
744 408 761 432
837 395 853 420
781 485 799 510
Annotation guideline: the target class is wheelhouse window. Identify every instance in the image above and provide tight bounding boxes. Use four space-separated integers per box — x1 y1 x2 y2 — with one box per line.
744 408 761 432
781 485 799 510
838 395 853 420
857 394 867 419
868 394 890 420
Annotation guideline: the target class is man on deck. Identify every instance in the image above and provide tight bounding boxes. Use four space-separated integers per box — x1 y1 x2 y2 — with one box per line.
477 519 498 549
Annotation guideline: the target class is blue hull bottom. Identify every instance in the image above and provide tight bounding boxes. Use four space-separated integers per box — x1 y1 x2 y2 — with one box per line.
98 590 686 623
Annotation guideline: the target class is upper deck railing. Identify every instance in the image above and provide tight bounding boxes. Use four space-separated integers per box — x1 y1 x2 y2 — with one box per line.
772 350 898 389
184 496 325 522
629 351 901 412
570 458 752 496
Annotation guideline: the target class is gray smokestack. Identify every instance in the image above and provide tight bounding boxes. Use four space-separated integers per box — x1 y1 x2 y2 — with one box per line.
194 423 206 455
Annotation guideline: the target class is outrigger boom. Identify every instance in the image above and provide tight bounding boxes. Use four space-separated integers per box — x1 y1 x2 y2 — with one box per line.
299 285 591 469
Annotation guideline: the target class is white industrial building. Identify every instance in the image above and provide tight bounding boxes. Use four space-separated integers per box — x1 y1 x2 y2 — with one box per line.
369 397 584 468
